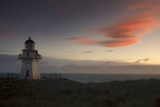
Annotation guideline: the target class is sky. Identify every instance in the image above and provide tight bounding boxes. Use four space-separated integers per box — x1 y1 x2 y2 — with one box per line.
0 0 160 74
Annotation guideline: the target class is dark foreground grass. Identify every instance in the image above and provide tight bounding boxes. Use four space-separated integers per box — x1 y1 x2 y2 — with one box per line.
1 78 160 107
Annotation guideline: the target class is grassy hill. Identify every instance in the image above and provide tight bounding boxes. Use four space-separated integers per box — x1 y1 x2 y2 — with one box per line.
1 78 160 107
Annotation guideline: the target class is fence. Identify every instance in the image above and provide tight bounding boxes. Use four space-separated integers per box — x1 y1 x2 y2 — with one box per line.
41 73 61 79
0 73 62 79
0 73 19 79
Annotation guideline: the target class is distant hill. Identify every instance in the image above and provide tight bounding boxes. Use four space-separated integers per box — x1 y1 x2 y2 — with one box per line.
0 78 160 107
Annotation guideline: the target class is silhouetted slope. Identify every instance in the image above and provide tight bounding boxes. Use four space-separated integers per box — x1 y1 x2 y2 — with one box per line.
1 78 160 107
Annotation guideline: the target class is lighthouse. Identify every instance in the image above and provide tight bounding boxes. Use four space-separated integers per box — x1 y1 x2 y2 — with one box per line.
18 37 42 80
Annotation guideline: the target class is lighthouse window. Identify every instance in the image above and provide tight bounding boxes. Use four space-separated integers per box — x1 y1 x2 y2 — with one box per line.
27 52 29 57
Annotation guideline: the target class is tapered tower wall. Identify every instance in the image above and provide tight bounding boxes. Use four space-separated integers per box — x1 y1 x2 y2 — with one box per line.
20 59 33 79
32 59 40 79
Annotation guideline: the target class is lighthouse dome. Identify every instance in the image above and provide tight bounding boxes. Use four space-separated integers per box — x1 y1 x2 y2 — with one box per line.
25 37 35 50
25 37 35 44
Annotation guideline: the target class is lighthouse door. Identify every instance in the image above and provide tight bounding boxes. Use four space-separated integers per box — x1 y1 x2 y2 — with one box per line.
26 70 29 78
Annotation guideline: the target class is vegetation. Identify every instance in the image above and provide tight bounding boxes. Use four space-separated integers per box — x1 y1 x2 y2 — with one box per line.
1 78 160 107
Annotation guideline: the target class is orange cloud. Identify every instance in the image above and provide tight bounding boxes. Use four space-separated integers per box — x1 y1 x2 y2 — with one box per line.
118 20 155 29
67 15 158 47
98 15 158 47
66 37 96 45
99 39 140 47
97 0 159 47
66 0 160 47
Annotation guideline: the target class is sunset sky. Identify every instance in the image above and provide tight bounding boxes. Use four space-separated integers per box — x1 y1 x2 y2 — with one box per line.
0 0 160 74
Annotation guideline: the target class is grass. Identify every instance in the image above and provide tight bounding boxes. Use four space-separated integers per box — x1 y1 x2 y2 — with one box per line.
1 78 160 107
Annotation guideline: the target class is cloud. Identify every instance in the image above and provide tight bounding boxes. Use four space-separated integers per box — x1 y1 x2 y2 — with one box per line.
83 51 93 53
98 39 139 47
0 49 14 53
66 0 160 47
97 15 157 47
66 37 96 45
106 50 114 52
134 58 150 63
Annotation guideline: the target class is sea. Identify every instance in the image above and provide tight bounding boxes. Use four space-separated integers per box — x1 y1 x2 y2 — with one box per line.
62 73 160 83
1 73 160 83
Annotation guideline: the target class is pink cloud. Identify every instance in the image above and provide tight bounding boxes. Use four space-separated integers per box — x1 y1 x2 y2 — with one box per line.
66 37 96 45
99 39 140 47
66 0 160 47
98 15 158 47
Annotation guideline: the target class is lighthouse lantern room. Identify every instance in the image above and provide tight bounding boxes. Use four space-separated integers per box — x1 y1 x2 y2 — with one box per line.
18 37 42 80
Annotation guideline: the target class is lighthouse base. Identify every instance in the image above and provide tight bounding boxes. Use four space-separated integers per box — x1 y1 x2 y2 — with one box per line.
20 59 41 80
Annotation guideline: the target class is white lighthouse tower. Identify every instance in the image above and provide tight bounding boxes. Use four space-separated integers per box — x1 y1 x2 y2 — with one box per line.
18 37 42 80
